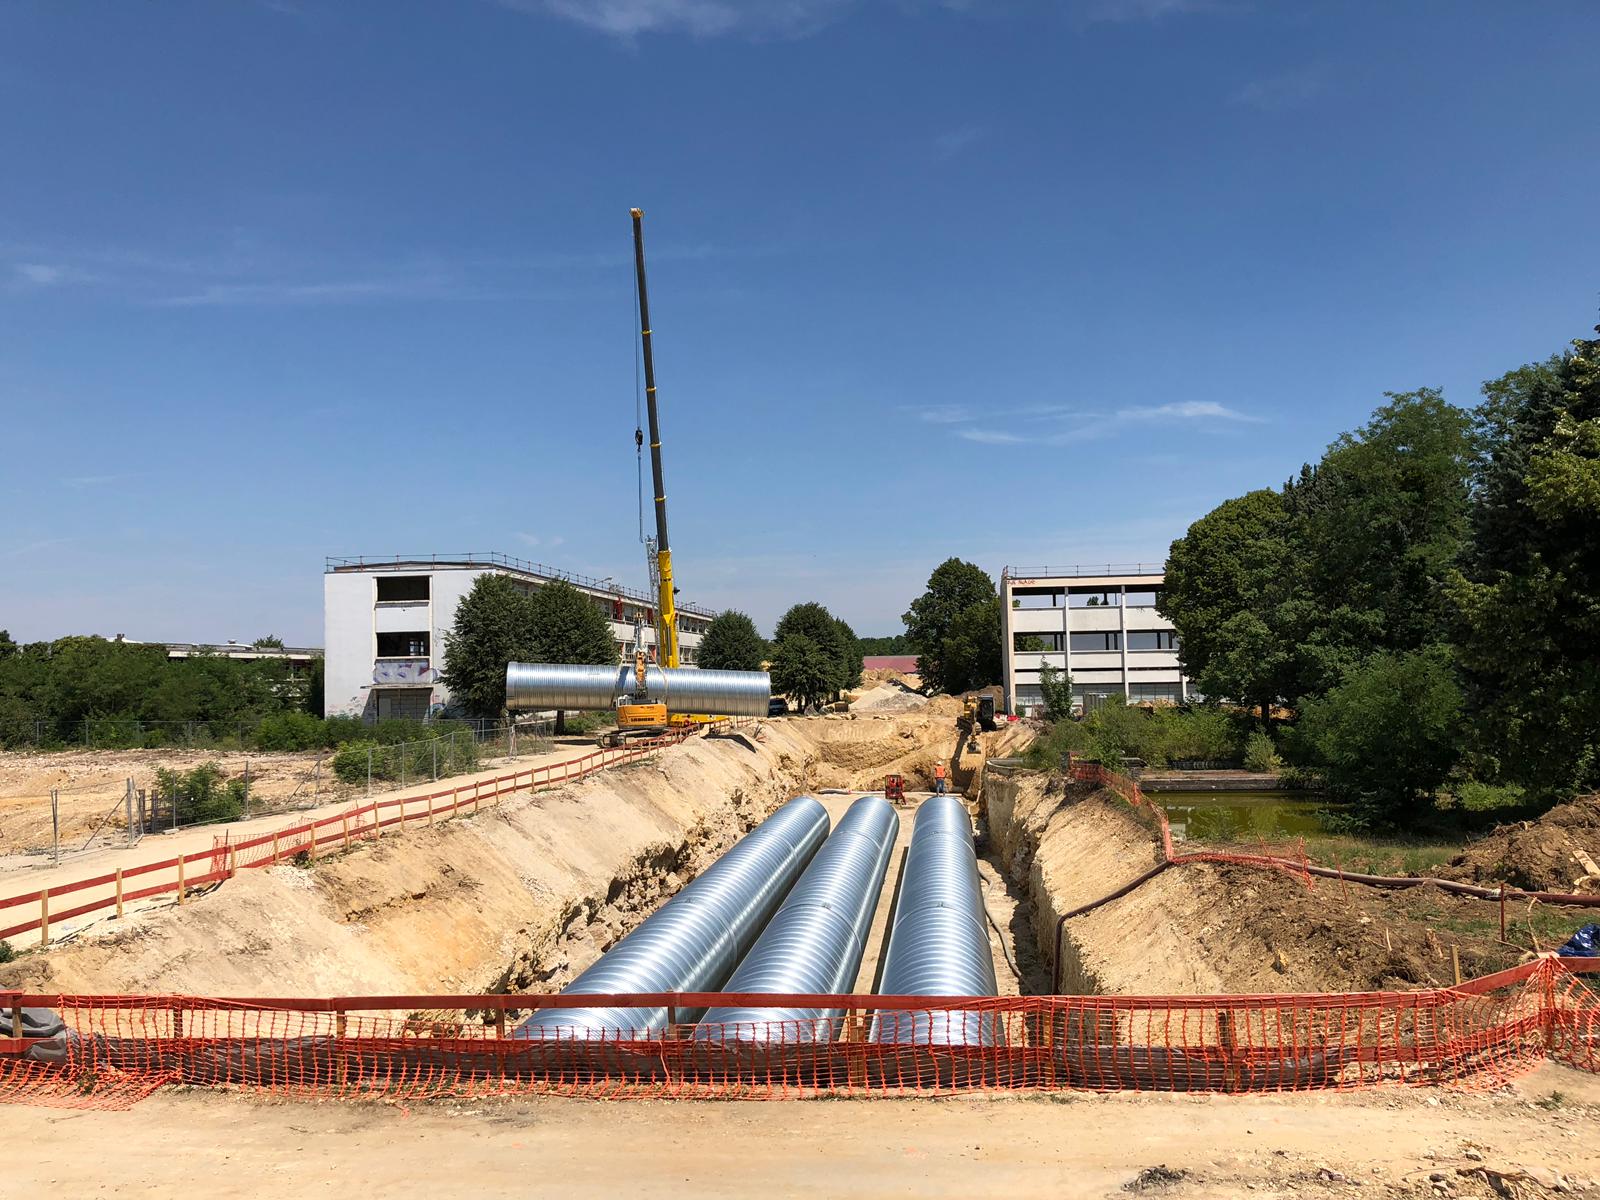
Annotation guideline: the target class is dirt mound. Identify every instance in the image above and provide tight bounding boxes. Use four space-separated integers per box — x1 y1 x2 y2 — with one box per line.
849 683 930 713
1435 793 1600 893
860 667 920 689
800 712 959 790
984 772 1531 996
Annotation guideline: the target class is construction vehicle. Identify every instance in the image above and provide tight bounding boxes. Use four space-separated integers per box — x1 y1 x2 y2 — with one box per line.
882 774 906 804
599 611 669 747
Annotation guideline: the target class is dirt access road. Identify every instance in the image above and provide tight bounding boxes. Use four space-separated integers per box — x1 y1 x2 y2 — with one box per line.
9 1064 1598 1199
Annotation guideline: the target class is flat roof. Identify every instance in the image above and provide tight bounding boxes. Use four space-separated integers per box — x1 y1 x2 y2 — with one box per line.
325 552 716 619
1004 564 1165 582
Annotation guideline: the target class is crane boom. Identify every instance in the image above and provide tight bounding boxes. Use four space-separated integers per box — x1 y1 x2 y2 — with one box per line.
630 207 679 669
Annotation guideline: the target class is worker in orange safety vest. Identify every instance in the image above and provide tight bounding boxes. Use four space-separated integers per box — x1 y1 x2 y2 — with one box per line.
932 762 949 795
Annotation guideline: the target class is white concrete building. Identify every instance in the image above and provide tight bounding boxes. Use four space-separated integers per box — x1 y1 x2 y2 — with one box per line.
323 553 713 720
999 565 1191 717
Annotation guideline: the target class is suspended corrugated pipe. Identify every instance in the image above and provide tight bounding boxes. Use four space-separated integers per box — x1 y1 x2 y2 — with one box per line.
696 795 900 1043
504 662 771 717
512 796 829 1040
870 795 1003 1047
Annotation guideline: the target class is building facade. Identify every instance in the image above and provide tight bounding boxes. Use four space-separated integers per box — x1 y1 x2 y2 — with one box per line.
323 553 713 720
999 565 1190 717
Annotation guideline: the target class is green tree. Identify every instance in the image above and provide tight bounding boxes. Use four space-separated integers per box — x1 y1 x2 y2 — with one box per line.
697 611 767 672
858 634 910 656
769 634 837 713
1296 647 1465 819
1037 661 1074 721
832 616 863 691
937 596 1002 694
1160 490 1300 722
252 634 285 649
1287 389 1472 666
528 580 620 734
0 631 17 659
1450 330 1600 799
773 603 847 695
440 575 540 718
903 559 997 695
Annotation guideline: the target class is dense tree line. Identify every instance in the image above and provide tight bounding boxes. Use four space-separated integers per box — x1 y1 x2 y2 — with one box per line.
0 631 317 748
1159 321 1600 818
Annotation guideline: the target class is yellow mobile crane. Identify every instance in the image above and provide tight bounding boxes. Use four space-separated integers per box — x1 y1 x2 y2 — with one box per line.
606 208 693 741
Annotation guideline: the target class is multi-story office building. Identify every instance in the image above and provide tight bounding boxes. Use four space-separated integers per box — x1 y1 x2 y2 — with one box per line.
323 553 713 720
999 565 1191 716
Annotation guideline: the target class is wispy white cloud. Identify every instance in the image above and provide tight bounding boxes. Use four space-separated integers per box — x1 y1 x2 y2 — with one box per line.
497 0 851 38
152 278 472 307
933 123 985 161
1230 63 1333 111
61 472 146 488
14 262 93 286
1118 400 1261 422
1076 0 1210 23
915 404 972 425
1 537 71 559
957 428 1025 444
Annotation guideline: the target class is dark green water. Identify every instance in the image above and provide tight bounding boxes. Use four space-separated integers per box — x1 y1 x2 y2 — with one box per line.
1155 791 1332 842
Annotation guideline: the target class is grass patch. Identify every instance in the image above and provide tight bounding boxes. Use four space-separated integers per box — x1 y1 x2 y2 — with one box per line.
1298 833 1461 878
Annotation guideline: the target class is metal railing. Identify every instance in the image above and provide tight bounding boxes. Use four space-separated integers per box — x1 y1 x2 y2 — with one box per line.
1005 564 1166 580
324 552 716 619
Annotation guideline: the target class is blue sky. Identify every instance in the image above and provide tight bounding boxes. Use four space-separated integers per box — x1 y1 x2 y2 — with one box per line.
2 0 1596 644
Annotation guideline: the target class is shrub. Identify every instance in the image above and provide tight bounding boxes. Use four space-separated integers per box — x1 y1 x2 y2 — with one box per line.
1453 780 1526 812
154 761 246 825
1243 731 1281 774
333 740 377 784
252 711 328 752
0 940 14 963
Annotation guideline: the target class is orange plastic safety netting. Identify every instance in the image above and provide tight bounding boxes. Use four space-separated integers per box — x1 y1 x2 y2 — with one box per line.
5 959 1594 1108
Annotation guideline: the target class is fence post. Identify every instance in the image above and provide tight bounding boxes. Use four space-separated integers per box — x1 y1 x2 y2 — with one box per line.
243 759 251 817
125 777 135 847
115 868 124 919
39 890 49 946
433 739 438 782
272 831 281 865
176 855 186 904
367 747 372 798
342 814 351 852
51 788 60 866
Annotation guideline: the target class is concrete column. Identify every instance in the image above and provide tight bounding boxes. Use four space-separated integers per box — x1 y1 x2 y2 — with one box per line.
1061 587 1072 707
1118 585 1129 700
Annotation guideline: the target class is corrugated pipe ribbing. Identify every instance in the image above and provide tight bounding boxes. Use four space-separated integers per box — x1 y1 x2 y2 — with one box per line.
504 662 771 717
696 795 900 1043
512 796 829 1040
870 795 1003 1046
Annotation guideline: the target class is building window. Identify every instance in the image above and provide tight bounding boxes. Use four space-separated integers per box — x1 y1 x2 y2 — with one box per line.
376 575 429 603
1011 590 1061 610
1014 632 1062 652
376 631 430 658
1068 590 1119 608
1127 630 1179 652
1124 589 1161 608
1069 631 1121 652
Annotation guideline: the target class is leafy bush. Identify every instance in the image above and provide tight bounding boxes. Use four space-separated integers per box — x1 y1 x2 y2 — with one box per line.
153 761 246 825
1452 780 1526 812
1242 731 1282 774
0 939 14 963
333 740 378 784
252 711 329 752
331 733 481 784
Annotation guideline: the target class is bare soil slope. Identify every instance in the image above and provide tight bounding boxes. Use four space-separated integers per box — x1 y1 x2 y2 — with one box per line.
0 725 817 1000
984 771 1531 996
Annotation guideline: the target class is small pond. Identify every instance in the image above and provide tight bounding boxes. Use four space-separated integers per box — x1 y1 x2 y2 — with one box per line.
1155 791 1338 842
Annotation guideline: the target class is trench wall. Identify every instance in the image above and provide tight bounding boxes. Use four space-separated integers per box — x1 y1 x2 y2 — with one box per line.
0 726 818 1000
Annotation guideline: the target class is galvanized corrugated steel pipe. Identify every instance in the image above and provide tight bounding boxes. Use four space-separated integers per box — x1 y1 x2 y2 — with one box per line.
504 662 771 717
696 795 900 1043
870 795 1002 1046
512 796 829 1040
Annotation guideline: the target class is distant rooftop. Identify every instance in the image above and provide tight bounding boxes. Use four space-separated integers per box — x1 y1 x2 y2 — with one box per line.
1004 564 1165 580
325 552 716 618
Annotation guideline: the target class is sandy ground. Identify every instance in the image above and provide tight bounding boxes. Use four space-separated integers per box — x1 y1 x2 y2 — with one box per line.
0 746 344 859
7 1065 1599 1199
0 739 611 951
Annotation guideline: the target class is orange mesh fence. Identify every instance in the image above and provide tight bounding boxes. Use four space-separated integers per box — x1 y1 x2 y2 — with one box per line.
1069 758 1312 887
5 959 1593 1108
0 721 751 948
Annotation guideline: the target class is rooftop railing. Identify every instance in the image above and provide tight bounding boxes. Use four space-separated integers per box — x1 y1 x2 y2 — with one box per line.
1004 563 1165 580
325 553 716 618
